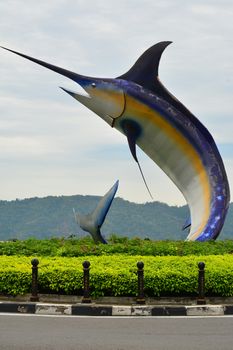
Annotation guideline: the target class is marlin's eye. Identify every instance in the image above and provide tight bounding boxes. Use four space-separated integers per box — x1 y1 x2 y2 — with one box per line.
91 83 96 88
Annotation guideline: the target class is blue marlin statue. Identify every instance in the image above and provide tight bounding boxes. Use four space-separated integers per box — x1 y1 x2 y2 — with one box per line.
1 42 230 241
73 180 119 244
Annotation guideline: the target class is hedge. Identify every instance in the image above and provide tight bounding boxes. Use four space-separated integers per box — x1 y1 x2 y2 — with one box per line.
1 237 233 257
1 254 233 297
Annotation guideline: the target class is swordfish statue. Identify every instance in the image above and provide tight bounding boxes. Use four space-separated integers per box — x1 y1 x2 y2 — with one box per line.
1 41 230 241
73 180 119 244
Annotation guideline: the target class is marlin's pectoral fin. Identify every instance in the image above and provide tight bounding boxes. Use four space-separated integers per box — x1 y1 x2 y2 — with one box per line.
121 119 153 200
121 119 140 163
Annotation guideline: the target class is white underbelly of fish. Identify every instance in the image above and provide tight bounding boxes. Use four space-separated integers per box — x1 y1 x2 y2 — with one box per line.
116 116 211 238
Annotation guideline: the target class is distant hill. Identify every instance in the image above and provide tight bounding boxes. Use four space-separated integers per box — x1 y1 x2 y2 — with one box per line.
0 195 232 240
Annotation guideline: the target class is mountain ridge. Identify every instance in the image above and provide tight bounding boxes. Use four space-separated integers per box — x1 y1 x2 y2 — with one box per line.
0 195 232 240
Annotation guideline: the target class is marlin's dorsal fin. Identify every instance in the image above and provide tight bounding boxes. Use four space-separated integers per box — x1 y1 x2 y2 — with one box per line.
117 41 172 92
118 41 199 123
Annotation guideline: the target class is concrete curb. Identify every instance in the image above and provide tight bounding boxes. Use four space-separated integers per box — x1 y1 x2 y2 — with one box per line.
0 302 233 316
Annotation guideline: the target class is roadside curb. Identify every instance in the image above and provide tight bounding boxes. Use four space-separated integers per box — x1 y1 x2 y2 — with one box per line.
0 302 233 316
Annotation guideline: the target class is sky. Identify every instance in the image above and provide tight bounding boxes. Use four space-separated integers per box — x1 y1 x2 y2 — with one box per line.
0 0 233 206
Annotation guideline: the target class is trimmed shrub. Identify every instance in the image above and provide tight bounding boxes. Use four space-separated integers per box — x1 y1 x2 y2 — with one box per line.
1 238 233 257
1 254 233 297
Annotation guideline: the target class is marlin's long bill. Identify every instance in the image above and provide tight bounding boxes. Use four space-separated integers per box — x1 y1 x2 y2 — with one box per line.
1 46 152 198
2 42 230 241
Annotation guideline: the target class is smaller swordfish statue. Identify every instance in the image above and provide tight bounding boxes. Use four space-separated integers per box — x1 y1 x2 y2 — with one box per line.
73 180 119 244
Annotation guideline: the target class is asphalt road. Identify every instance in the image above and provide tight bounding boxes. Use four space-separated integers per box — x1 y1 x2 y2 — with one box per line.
0 314 233 350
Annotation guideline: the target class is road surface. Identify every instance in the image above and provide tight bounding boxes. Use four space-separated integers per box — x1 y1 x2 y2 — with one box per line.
0 314 233 350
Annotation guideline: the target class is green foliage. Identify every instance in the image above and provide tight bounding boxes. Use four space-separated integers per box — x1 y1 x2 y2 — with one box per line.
1 254 233 297
0 256 32 295
1 237 233 257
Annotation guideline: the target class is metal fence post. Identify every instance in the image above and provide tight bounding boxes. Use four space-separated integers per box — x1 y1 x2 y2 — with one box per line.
82 260 91 303
197 261 206 305
30 258 39 302
136 261 145 304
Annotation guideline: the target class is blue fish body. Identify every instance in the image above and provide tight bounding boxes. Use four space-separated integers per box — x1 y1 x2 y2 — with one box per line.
113 78 230 241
